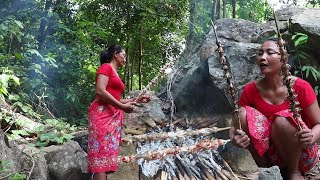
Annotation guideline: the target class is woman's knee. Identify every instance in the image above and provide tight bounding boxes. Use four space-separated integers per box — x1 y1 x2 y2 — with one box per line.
238 107 247 125
271 116 298 141
272 116 295 132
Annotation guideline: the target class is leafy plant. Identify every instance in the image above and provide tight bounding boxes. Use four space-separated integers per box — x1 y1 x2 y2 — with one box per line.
315 86 320 96
291 32 320 95
302 66 320 81
0 70 20 99
291 33 311 66
0 160 27 180
33 119 76 147
12 173 27 180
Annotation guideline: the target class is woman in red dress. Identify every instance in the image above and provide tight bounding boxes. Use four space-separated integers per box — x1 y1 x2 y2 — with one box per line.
87 44 150 180
229 39 320 179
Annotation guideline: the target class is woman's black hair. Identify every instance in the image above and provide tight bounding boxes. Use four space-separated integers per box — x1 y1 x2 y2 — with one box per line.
100 44 123 65
265 37 296 74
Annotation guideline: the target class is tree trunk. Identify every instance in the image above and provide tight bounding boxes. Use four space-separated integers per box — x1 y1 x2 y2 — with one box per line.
124 46 130 90
187 0 196 47
212 0 217 22
232 0 236 18
37 0 52 50
123 3 131 91
264 1 269 20
223 0 226 18
216 0 221 20
130 51 135 90
138 38 143 90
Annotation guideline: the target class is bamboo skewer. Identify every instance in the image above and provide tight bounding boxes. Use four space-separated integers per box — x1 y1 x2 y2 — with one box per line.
220 158 239 180
197 161 216 180
122 127 230 144
211 21 243 132
272 9 303 130
119 139 230 163
175 159 191 180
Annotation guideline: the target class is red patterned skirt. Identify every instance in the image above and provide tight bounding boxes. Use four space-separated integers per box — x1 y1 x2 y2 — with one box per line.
87 100 123 173
245 106 318 173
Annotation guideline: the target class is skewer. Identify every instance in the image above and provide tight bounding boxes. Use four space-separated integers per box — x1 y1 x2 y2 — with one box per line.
122 127 230 144
119 139 230 163
272 9 302 130
211 20 242 132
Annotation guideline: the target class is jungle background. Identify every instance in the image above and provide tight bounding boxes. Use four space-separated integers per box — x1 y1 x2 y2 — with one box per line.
1 0 320 176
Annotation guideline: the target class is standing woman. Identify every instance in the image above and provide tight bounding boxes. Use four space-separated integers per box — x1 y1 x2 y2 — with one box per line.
229 39 320 180
88 44 150 180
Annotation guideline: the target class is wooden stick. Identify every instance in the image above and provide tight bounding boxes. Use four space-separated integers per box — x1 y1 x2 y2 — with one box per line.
197 162 216 180
175 159 191 180
272 9 302 130
211 20 242 131
122 127 230 144
161 170 168 180
119 139 229 163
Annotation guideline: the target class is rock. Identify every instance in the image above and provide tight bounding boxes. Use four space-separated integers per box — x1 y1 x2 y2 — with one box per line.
0 130 49 180
72 130 88 153
43 140 90 180
271 6 305 21
212 18 261 43
258 166 283 180
18 144 49 180
0 100 43 132
290 8 320 61
291 9 320 37
0 129 20 176
124 91 166 130
220 143 259 173
208 41 261 92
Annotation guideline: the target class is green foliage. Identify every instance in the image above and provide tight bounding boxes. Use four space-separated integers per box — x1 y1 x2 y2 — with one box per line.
291 32 311 76
5 117 76 148
306 0 320 7
291 32 320 96
237 0 272 22
315 86 320 95
302 66 320 81
292 33 308 47
12 173 27 180
188 0 273 46
0 160 27 180
0 70 20 99
33 119 76 147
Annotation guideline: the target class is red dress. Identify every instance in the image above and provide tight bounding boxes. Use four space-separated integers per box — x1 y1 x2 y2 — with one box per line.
87 63 125 173
239 78 319 173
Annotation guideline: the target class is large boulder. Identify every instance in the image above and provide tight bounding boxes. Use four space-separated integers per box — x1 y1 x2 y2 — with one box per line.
18 144 50 180
124 91 166 130
0 130 49 180
43 140 90 180
0 130 21 176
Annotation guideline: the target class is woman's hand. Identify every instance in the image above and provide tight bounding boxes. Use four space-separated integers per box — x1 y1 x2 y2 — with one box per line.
136 95 151 103
229 126 250 149
295 128 315 148
121 102 136 113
